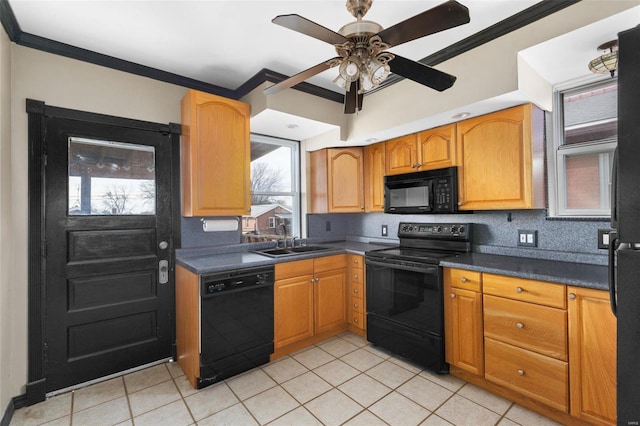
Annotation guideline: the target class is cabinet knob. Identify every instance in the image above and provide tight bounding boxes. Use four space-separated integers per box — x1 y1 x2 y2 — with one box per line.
461 277 468 283
354 318 359 323
516 287 523 293
569 293 576 300
450 293 456 298
353 303 359 308
516 322 524 329
353 288 359 294
353 259 359 264
458 201 463 206
518 369 525 376
354 274 358 279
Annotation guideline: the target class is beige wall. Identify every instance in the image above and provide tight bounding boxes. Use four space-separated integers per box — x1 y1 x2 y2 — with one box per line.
1 25 13 414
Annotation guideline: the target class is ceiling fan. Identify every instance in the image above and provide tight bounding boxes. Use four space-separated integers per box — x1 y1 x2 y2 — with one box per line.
264 0 470 114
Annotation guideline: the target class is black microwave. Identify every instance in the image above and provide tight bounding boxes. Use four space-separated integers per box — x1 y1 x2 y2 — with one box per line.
384 166 459 214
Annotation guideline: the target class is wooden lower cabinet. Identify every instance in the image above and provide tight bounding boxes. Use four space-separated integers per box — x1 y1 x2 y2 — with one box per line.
444 269 484 375
347 254 366 335
568 286 617 426
273 255 348 357
444 267 616 425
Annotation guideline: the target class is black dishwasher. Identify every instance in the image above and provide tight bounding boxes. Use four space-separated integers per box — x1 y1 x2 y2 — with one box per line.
199 266 274 388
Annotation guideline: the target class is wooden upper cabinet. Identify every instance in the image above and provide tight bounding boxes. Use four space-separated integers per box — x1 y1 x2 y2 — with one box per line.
181 89 250 216
385 134 418 175
416 124 457 171
567 287 617 426
310 148 364 213
456 104 545 210
364 142 385 212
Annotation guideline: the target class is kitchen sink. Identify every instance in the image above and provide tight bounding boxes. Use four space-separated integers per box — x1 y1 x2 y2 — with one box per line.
255 245 331 258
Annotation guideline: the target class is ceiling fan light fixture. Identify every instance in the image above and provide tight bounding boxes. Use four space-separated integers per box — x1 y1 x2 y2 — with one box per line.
588 40 618 78
339 57 361 82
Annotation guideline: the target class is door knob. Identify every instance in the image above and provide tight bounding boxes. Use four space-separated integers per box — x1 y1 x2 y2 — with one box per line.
159 241 168 250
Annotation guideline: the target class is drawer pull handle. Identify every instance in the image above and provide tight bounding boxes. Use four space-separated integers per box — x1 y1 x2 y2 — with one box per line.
516 287 523 293
354 289 359 294
354 274 358 279
461 277 468 283
518 369 525 376
450 293 456 298
516 322 524 329
354 318 359 323
353 303 359 308
569 293 576 300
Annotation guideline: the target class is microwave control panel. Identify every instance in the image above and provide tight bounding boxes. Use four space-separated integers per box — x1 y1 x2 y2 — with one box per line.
433 178 453 212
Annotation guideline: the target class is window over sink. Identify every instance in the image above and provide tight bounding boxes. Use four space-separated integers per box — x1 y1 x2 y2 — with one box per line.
242 134 300 242
549 79 617 218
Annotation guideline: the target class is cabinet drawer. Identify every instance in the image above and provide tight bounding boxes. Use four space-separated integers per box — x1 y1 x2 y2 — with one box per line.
349 255 364 270
350 311 365 329
445 268 482 292
350 296 364 313
483 274 566 309
275 259 314 280
484 295 567 360
314 254 348 273
350 269 364 284
485 338 568 413
350 282 364 298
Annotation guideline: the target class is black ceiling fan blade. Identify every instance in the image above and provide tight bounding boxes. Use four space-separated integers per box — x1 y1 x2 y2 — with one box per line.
344 80 364 114
389 55 456 92
377 0 470 48
272 14 349 45
264 58 341 95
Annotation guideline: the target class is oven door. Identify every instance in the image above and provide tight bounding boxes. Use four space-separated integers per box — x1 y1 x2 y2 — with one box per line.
365 257 442 335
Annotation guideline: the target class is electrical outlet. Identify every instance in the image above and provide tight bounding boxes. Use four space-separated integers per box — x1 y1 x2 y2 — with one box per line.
598 228 613 249
381 225 388 237
325 220 331 231
517 230 538 247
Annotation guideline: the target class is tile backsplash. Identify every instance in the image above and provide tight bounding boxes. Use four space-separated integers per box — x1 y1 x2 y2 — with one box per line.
307 210 610 265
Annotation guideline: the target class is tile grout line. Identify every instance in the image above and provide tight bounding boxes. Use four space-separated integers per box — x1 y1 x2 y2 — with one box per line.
166 363 198 426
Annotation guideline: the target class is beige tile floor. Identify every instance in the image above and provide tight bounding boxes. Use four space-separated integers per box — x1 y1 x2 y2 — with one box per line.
10 332 562 426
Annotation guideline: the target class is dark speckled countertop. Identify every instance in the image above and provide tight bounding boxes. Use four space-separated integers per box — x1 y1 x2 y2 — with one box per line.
440 253 609 291
175 241 392 275
177 241 609 290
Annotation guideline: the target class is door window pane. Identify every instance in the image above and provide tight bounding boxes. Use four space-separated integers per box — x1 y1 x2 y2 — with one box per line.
68 137 156 215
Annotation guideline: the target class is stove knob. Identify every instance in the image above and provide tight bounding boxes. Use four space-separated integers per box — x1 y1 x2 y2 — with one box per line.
451 225 458 234
434 226 442 233
458 225 465 234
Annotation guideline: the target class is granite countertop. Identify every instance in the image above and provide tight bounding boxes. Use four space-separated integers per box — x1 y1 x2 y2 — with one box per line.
177 241 609 291
440 253 609 291
175 241 393 275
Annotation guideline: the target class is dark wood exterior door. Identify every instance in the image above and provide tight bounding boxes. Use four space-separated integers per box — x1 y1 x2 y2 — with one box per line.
27 102 180 395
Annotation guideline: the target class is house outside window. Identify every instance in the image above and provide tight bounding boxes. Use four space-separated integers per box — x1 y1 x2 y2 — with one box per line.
243 134 300 242
549 79 617 217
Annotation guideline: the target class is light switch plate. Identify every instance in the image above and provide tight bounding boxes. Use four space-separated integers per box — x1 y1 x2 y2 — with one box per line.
598 228 613 249
381 225 388 237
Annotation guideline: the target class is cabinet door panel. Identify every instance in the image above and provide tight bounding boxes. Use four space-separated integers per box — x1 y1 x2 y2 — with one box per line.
181 90 250 216
328 148 364 212
385 134 417 175
364 143 386 212
274 275 314 348
444 285 484 376
568 287 616 425
417 124 456 171
314 269 347 335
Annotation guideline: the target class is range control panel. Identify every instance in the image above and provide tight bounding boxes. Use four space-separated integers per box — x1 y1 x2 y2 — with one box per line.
397 222 472 240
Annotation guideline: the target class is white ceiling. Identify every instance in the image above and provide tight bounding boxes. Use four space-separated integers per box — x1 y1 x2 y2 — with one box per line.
8 0 539 93
6 1 640 142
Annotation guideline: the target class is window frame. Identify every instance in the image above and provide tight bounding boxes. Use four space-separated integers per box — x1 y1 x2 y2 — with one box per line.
250 134 301 237
548 78 618 218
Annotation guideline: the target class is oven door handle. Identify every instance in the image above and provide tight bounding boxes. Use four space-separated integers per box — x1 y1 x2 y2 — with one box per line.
365 258 439 274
